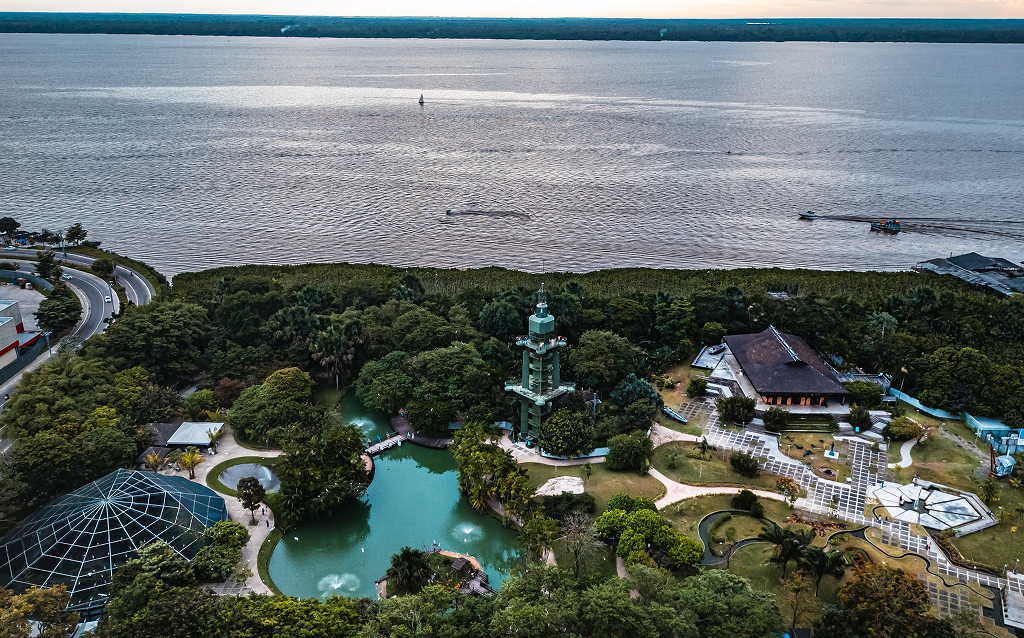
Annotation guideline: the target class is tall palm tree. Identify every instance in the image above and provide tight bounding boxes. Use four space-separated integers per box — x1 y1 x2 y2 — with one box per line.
798 546 848 596
146 452 163 473
206 427 224 453
179 450 204 480
386 546 431 595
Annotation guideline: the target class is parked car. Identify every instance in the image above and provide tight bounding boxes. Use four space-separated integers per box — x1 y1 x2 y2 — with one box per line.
104 295 112 303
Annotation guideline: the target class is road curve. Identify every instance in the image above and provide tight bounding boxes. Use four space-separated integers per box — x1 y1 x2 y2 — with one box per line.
4 248 156 306
9 259 115 339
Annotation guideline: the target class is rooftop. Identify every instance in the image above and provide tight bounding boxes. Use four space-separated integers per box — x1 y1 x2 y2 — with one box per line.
722 327 847 396
166 421 224 446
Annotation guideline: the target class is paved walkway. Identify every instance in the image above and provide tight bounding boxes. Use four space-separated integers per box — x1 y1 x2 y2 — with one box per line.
650 423 700 447
888 439 917 469
650 468 789 510
498 433 605 466
163 423 283 596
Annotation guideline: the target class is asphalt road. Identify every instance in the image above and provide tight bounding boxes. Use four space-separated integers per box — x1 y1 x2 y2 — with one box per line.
3 248 156 306
7 259 115 340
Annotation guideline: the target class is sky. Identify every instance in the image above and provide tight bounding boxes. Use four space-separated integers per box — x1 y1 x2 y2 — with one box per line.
1 0 1022 19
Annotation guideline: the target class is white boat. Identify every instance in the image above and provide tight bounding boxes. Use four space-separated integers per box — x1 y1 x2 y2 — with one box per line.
799 211 818 219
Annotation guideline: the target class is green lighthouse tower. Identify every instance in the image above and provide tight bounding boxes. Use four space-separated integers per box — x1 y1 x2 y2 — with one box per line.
505 284 575 440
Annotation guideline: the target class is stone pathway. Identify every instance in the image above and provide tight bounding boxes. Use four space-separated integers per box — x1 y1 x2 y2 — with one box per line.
163 423 283 596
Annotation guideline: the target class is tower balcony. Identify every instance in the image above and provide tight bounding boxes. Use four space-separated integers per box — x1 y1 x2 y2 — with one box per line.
514 335 568 353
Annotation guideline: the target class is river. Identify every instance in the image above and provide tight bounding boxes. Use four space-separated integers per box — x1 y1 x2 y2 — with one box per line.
267 392 520 600
1 34 1023 276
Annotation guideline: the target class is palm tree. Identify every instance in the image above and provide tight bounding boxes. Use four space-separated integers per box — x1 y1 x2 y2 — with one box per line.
207 427 224 453
386 546 431 595
798 546 848 596
146 452 164 473
759 522 815 581
179 449 204 480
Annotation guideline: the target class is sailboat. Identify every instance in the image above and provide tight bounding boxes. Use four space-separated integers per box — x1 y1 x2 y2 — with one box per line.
418 94 424 105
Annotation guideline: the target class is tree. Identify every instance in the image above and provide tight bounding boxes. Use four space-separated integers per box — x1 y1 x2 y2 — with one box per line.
849 405 872 431
477 300 522 342
567 330 638 391
920 347 991 413
386 547 431 595
184 389 219 421
606 431 653 471
76 427 137 481
663 570 786 637
97 302 210 384
700 321 726 344
355 351 413 414
0 584 79 638
146 451 164 472
798 546 848 596
263 367 314 403
686 377 707 397
843 380 882 408
611 373 662 408
34 282 82 333
883 416 923 441
562 510 602 578
538 408 595 458
784 572 813 630
12 431 78 500
213 377 246 408
90 257 114 279
236 476 266 524
813 564 932 638
758 522 814 581
729 450 760 478
180 448 204 480
0 216 20 241
34 250 62 281
407 399 456 437
409 342 489 410
65 223 87 246
763 407 789 433
979 477 1000 505
518 514 559 563
717 396 756 424
869 311 898 338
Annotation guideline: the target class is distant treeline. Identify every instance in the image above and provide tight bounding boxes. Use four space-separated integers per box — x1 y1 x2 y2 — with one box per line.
3 14 1024 43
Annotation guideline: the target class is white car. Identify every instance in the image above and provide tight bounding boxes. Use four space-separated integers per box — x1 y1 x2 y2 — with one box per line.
4 246 14 251
104 295 112 303
62 274 72 280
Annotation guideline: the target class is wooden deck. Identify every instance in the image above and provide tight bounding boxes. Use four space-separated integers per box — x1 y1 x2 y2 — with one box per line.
366 435 406 456
390 415 452 449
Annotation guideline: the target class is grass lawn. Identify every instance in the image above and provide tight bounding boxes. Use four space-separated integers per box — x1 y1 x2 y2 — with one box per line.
257 528 284 596
951 486 1024 571
903 434 982 492
779 433 850 483
651 442 780 491
552 538 618 580
656 363 700 406
205 455 282 497
660 494 808 543
522 463 664 513
653 410 704 437
314 383 346 410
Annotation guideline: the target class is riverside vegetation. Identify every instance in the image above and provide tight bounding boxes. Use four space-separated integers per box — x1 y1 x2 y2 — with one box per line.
0 257 1018 637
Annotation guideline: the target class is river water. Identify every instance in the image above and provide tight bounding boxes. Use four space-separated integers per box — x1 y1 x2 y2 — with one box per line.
1 34 1023 276
267 393 520 600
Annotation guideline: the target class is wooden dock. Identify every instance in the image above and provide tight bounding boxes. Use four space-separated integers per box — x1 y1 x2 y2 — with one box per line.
366 435 406 456
390 415 452 449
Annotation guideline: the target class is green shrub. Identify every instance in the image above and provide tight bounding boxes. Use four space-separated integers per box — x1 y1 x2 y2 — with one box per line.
717 396 756 424
206 521 250 550
192 544 242 582
843 381 883 408
762 407 789 433
849 406 872 431
882 416 922 441
729 451 760 478
542 492 596 522
731 489 760 511
686 378 707 398
606 431 653 471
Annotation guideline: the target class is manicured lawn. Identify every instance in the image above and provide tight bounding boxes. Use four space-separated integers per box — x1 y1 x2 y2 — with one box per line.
205 455 282 497
951 486 1024 572
660 494 807 543
257 528 284 596
651 441 780 491
314 383 346 410
906 434 982 492
656 363 700 407
779 433 850 483
653 410 704 436
522 463 665 514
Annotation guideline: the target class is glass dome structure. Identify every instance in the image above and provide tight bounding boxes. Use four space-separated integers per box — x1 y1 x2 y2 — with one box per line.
0 469 227 614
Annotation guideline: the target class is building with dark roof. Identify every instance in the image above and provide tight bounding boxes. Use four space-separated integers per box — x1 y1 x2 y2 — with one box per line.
723 326 848 407
0 469 227 616
947 252 1021 272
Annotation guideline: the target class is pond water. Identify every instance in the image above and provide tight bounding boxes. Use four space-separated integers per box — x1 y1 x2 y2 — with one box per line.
219 463 280 493
268 392 521 600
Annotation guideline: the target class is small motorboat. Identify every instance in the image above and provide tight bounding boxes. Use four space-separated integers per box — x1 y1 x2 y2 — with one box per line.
798 211 818 219
870 219 901 233
418 94 424 105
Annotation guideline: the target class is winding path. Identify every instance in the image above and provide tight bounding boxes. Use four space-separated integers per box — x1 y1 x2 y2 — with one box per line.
887 439 917 469
649 468 788 510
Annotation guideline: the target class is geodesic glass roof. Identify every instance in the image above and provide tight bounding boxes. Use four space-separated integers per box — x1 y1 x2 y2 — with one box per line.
0 469 227 613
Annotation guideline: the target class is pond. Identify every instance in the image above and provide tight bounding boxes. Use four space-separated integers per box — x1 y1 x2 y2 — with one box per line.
219 463 280 493
268 392 521 600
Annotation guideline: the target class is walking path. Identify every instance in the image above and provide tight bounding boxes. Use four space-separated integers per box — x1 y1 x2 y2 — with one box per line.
650 468 788 510
163 423 283 596
650 423 700 447
498 432 604 466
888 439 917 469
